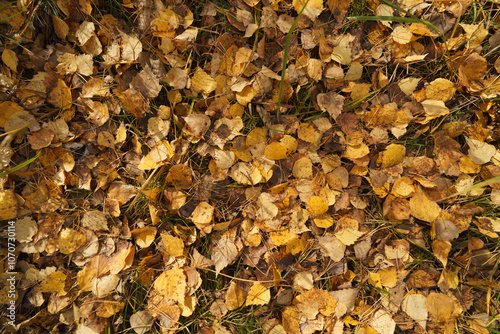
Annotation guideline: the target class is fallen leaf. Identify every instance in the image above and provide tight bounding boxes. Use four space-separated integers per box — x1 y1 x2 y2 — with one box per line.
402 294 428 329
211 227 243 274
426 292 460 322
82 210 108 231
409 186 442 223
369 309 396 334
131 226 157 248
190 202 214 233
162 234 184 257
466 137 496 164
0 189 18 220
58 228 86 254
38 271 67 296
130 310 154 334
153 268 186 304
245 281 271 306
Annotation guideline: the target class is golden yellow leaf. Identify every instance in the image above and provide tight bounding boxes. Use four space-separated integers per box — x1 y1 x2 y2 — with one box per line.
264 142 288 160
409 186 441 223
131 226 157 248
391 177 414 198
282 306 301 334
426 292 460 322
378 144 406 168
307 196 328 217
298 123 318 144
293 156 313 179
2 49 18 72
335 228 364 246
0 189 18 220
138 140 174 170
47 79 72 110
121 32 142 62
58 228 86 254
378 267 398 288
425 78 456 102
225 281 246 310
368 272 382 288
293 0 323 20
154 268 187 303
245 281 270 306
269 230 298 246
392 25 413 44
39 271 67 296
191 67 217 95
313 215 334 228
343 143 370 160
246 127 267 146
162 234 184 257
95 300 124 318
286 234 309 255
190 202 214 233
432 240 451 267
166 163 193 189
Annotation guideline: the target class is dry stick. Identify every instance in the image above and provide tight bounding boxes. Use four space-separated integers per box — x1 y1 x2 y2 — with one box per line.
276 0 309 123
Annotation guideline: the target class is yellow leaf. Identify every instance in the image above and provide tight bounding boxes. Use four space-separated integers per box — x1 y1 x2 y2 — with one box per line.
425 78 456 102
191 67 217 95
335 228 364 246
190 202 214 233
392 25 413 44
39 271 67 296
0 189 18 221
293 156 313 179
265 142 288 160
137 140 174 170
368 272 382 288
409 186 441 223
298 123 318 144
314 215 334 228
378 267 398 288
293 0 323 20
432 240 451 267
58 228 86 254
95 300 124 318
166 163 193 189
378 144 406 168
269 230 298 246
307 196 328 216
154 268 187 303
245 281 270 306
131 226 157 248
426 292 460 322
161 234 184 257
225 281 246 310
2 49 17 72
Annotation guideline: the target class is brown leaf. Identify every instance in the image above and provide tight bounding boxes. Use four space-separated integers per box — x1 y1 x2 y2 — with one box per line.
166 163 193 189
211 227 243 274
317 91 345 120
426 292 460 322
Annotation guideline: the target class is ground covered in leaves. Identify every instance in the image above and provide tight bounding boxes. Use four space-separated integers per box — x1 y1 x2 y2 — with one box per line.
1 0 500 333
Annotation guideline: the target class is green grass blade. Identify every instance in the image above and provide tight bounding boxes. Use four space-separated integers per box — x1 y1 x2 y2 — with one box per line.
349 0 444 40
0 151 40 178
277 0 309 122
